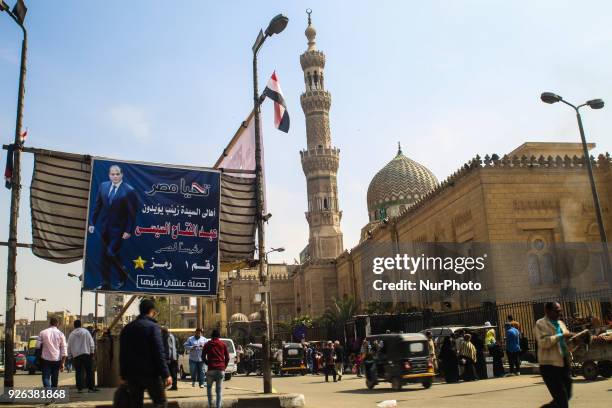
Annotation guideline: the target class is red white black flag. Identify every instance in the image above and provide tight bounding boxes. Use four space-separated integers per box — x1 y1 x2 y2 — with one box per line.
263 71 290 133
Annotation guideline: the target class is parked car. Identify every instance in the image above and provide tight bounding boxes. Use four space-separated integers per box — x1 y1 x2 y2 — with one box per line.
178 338 237 381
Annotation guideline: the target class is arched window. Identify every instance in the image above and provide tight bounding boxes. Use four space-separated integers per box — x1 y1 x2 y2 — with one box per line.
323 198 328 209
527 236 556 286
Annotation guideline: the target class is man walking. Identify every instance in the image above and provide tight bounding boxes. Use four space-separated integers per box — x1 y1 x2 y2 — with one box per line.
322 341 336 382
535 302 574 408
333 341 344 381
67 320 96 393
119 299 172 408
202 329 229 408
37 317 67 389
505 322 522 375
183 328 207 387
161 327 178 391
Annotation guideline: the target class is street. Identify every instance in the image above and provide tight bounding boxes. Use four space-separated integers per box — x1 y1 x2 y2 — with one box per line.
5 370 611 407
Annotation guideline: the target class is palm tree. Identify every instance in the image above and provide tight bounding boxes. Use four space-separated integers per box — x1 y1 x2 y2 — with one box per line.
320 297 358 343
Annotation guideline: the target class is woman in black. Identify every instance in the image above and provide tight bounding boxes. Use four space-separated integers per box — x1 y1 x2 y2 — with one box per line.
439 336 459 383
489 340 506 377
471 332 488 379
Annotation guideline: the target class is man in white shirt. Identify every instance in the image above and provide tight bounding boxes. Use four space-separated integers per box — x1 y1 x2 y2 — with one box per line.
67 320 96 392
37 317 67 389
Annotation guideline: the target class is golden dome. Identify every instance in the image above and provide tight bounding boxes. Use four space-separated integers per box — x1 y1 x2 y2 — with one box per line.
229 313 249 323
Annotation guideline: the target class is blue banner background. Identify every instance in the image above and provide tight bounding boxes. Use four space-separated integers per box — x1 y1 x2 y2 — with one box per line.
83 159 220 295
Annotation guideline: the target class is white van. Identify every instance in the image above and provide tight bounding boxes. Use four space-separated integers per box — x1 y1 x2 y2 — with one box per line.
178 337 237 381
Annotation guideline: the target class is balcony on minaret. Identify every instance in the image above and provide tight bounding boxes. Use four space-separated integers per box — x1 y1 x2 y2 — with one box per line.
300 146 340 175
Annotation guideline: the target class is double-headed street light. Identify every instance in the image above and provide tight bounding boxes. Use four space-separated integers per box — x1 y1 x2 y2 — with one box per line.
67 273 84 320
23 297 45 322
252 13 288 394
540 92 611 287
2 0 28 389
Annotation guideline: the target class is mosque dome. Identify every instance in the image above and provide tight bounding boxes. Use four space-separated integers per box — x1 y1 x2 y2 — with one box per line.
229 313 249 323
248 312 261 322
366 143 438 222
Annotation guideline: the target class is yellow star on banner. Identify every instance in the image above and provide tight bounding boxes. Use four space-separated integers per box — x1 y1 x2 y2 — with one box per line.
133 256 146 269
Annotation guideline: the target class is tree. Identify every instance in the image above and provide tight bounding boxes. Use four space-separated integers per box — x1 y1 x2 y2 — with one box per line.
153 296 181 328
320 297 358 343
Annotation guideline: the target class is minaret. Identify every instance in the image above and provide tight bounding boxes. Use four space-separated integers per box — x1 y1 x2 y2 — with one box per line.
300 10 343 260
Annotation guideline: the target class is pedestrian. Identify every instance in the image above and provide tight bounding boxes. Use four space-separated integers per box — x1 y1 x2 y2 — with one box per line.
183 328 208 388
202 329 229 408
439 336 459 383
306 344 314 374
37 317 67 389
425 330 438 373
471 332 487 379
333 341 344 380
535 302 574 408
507 314 522 332
119 299 172 408
161 327 178 391
458 333 477 381
484 321 496 347
67 319 96 393
489 339 506 378
505 322 522 375
322 341 336 382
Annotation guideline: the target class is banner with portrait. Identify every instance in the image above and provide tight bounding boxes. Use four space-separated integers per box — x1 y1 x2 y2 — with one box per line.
83 158 221 296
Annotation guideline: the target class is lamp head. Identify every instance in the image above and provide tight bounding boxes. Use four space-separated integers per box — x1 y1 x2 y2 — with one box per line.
541 92 562 104
265 14 289 36
586 99 604 109
277 247 285 253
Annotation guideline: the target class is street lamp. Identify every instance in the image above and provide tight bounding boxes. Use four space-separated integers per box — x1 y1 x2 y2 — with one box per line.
2 0 28 389
252 13 288 394
23 297 46 322
541 92 611 287
67 273 84 320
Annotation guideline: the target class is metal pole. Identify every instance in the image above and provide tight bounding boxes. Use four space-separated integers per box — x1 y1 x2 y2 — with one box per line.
253 39 273 394
79 288 84 321
33 300 36 322
576 112 612 286
94 292 99 329
3 20 27 389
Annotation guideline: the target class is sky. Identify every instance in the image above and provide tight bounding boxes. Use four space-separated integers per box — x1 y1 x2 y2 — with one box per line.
1 0 611 321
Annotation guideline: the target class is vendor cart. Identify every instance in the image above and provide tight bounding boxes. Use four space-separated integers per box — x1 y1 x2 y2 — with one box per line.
571 331 612 380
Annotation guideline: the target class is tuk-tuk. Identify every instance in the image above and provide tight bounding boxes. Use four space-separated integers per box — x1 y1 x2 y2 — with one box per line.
364 333 434 390
278 343 307 376
243 343 262 376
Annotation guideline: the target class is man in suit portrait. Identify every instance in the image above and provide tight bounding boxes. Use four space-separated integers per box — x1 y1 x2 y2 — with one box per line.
88 165 138 290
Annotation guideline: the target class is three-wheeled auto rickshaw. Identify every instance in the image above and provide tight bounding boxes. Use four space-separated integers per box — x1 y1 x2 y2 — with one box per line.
364 333 434 391
243 343 263 376
277 343 307 376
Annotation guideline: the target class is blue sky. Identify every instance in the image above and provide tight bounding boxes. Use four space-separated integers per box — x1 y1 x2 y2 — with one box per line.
1 0 611 320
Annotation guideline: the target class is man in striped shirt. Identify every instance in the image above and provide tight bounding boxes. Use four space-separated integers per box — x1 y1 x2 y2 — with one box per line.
458 333 477 381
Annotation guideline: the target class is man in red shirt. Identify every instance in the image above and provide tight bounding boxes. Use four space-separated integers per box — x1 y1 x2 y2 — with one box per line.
202 329 229 408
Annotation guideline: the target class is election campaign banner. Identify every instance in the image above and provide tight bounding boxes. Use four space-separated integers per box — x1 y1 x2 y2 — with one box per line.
83 158 220 295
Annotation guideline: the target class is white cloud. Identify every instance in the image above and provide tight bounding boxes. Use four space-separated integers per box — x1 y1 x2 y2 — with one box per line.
108 103 151 140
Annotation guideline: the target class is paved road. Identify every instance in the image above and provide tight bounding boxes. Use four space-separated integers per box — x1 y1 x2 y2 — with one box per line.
6 371 611 407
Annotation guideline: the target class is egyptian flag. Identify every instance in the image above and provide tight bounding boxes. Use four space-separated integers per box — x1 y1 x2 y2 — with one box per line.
263 71 290 133
4 130 27 189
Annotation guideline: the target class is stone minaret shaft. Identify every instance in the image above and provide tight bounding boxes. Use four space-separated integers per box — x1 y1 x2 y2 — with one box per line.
300 12 343 260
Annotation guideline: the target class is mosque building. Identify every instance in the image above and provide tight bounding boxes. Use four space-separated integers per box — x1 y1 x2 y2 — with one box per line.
223 13 612 331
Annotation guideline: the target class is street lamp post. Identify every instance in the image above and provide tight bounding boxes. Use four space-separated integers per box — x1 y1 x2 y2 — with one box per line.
251 14 288 394
1 0 28 388
541 92 611 287
68 273 84 320
24 297 45 323
265 248 285 341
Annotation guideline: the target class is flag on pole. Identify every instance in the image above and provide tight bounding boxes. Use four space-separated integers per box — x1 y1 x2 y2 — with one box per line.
263 71 290 133
4 144 15 189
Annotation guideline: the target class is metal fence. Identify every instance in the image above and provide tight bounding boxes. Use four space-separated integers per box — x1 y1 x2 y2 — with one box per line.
342 289 612 352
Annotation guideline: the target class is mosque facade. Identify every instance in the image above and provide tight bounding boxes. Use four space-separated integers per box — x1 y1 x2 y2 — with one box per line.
224 15 612 329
